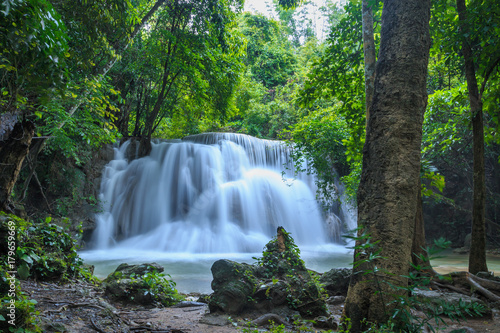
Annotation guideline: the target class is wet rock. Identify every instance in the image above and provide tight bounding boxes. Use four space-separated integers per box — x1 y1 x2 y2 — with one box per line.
250 313 292 328
199 313 232 326
319 267 351 296
453 247 469 254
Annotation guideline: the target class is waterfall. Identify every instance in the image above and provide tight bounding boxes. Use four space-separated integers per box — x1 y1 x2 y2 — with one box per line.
92 133 354 253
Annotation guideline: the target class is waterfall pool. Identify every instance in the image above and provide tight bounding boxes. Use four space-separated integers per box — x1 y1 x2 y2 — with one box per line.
84 134 500 295
80 244 352 294
80 249 500 294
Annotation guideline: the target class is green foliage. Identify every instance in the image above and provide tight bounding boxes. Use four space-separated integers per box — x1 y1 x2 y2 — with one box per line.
255 228 306 278
238 12 296 89
295 1 381 203
39 76 120 165
0 213 97 332
0 0 69 115
285 106 349 206
239 320 288 333
0 213 95 283
51 0 140 72
133 271 183 307
113 0 245 139
0 267 40 332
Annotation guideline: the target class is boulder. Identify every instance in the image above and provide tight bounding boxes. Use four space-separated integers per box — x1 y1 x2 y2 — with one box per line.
103 262 178 306
209 227 328 318
319 267 351 296
208 259 259 314
105 262 164 279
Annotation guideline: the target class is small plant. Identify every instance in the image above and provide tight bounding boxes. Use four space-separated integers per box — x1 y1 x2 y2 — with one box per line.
142 271 183 306
0 266 41 332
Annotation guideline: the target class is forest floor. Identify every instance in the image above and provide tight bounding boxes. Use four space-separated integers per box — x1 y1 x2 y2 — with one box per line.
21 279 500 333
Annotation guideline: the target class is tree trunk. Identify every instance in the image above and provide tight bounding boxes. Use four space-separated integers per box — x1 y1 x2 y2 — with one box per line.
343 0 431 330
362 0 376 129
0 121 35 212
412 186 431 270
456 0 488 275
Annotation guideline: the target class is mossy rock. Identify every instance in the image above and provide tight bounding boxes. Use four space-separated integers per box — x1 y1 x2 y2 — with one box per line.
209 259 260 314
103 262 180 306
209 228 328 318
104 278 156 305
104 262 164 282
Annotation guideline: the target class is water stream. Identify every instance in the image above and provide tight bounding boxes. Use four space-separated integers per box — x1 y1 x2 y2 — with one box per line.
79 133 500 293
80 133 356 292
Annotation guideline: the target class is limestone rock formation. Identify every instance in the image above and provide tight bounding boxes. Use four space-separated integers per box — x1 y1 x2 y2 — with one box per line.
209 227 329 320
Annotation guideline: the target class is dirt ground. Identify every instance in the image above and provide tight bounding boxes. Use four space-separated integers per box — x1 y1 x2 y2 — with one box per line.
20 279 500 332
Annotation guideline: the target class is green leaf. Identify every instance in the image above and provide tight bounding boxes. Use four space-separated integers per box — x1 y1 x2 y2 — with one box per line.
18 262 30 280
21 254 33 264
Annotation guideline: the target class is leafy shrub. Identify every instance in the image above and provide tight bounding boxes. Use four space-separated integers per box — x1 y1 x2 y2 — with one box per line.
0 213 96 283
0 266 40 332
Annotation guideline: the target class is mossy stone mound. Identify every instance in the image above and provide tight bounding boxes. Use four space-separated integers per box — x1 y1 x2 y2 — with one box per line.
209 227 328 318
103 262 181 307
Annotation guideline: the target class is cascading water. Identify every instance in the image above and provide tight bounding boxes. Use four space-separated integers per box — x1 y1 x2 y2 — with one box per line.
91 133 354 253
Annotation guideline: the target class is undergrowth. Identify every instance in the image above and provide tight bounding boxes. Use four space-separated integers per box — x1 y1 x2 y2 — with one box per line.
0 212 96 331
344 230 485 332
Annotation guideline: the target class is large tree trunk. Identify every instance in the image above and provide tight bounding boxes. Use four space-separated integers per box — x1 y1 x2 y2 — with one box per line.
0 121 35 212
343 0 431 330
412 186 431 270
456 0 488 275
362 0 376 128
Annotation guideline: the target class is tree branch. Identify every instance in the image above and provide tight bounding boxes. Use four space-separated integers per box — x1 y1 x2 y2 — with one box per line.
479 55 500 99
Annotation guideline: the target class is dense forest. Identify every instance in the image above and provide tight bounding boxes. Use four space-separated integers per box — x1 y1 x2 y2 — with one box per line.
1 0 500 331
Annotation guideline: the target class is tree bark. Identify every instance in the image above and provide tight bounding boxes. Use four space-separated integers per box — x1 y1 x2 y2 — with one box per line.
412 186 431 270
0 121 35 212
362 0 376 130
456 0 488 275
343 0 431 330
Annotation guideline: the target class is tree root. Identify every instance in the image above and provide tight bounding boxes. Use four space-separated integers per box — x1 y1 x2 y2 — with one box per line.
430 281 471 296
43 302 105 314
250 313 292 328
430 271 500 303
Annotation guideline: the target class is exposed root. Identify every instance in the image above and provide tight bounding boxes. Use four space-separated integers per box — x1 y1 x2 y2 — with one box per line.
250 313 292 328
431 271 500 302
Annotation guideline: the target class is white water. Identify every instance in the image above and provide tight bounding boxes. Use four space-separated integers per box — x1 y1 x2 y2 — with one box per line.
81 133 356 291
